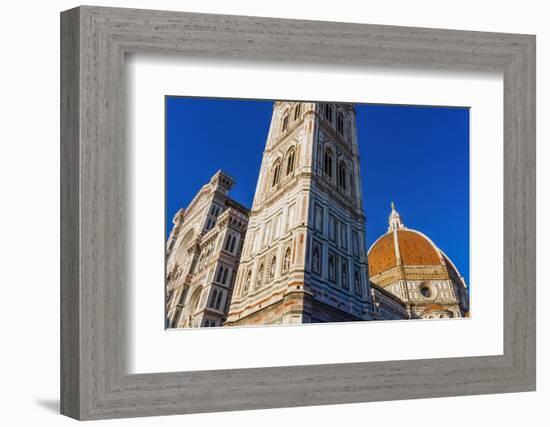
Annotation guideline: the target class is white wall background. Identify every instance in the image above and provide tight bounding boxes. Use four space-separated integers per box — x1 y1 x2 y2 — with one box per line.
0 0 546 425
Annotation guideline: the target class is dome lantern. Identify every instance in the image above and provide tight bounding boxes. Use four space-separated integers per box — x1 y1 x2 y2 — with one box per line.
388 201 405 231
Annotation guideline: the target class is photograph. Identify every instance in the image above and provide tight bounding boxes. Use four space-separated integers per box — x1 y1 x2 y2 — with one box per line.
164 98 470 328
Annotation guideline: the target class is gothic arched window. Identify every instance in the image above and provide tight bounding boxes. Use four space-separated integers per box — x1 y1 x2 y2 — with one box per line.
283 248 291 272
338 162 347 191
293 104 301 120
209 290 218 308
216 266 224 283
221 267 229 284
224 235 231 251
286 148 295 175
215 291 223 310
229 235 237 253
324 149 333 178
324 104 333 123
270 256 277 278
272 161 281 187
282 112 289 132
337 113 344 135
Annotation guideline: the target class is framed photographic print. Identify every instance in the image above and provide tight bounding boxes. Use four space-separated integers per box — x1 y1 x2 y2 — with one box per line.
61 6 536 420
164 97 471 331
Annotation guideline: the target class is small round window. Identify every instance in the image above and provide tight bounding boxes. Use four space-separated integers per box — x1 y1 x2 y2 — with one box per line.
420 285 432 298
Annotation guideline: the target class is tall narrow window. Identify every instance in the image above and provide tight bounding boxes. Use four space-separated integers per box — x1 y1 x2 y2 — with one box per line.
229 235 237 253
337 113 344 135
209 290 218 307
224 234 232 251
338 162 347 191
221 267 229 284
215 291 223 310
282 113 289 132
324 149 333 178
324 104 333 123
286 149 295 175
216 266 224 283
294 104 301 120
272 162 281 187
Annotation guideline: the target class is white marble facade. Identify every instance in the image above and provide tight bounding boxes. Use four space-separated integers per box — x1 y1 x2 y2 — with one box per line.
166 171 249 328
225 102 381 326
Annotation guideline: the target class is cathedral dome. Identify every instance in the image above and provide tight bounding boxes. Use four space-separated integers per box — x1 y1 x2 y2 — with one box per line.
367 202 468 318
368 228 442 277
367 202 461 283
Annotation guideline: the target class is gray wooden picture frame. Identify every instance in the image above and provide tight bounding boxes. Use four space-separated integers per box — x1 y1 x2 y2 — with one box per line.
60 5 536 420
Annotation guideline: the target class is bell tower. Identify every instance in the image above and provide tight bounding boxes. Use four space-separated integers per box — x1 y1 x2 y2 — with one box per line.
225 101 372 326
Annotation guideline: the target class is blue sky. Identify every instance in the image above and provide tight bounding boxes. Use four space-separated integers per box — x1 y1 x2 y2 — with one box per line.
166 97 470 285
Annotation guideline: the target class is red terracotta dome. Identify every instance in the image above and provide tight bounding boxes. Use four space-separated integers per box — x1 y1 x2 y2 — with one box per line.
367 202 455 280
368 228 442 277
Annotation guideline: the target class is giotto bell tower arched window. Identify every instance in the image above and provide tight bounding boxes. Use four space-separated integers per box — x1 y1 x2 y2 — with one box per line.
293 104 301 120
324 148 334 179
281 111 289 132
338 161 347 191
286 147 296 175
337 112 345 135
271 159 281 187
324 103 333 123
